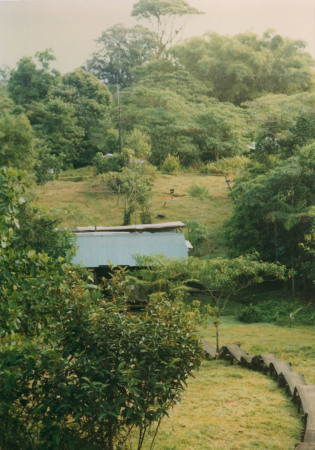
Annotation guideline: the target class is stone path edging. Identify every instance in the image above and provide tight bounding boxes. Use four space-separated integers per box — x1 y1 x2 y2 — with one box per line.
201 340 315 450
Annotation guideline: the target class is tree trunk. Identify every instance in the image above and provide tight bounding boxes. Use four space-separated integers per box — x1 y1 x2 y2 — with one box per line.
215 323 219 353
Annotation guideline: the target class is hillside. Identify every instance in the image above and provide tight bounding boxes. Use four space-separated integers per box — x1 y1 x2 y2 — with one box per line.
33 170 233 234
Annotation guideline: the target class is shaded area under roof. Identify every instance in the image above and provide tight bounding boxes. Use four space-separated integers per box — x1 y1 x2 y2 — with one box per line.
71 232 188 267
63 222 186 233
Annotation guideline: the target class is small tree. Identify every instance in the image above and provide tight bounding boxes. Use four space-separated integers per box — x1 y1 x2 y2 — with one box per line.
124 128 152 160
133 254 287 353
119 167 153 225
189 255 287 352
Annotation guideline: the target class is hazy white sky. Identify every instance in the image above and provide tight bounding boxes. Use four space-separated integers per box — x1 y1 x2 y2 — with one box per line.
1 0 315 73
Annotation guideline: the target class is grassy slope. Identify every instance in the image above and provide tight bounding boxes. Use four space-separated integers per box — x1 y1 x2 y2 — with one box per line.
33 172 232 234
137 320 315 449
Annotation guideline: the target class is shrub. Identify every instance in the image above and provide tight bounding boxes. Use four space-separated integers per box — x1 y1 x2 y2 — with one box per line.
200 155 250 175
0 168 202 448
187 183 210 201
161 154 181 173
186 221 211 256
238 300 315 325
93 151 128 174
0 270 202 449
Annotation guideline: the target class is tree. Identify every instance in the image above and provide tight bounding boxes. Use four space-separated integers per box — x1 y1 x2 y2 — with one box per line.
132 57 211 100
0 166 27 246
224 143 315 293
172 31 315 105
193 99 250 161
122 85 200 165
118 166 153 225
245 91 315 168
49 68 112 166
124 128 152 159
27 98 84 166
122 86 249 165
14 203 77 261
132 0 203 58
0 91 35 171
33 144 64 185
188 255 286 352
0 64 11 87
86 24 157 87
8 49 60 106
134 254 286 352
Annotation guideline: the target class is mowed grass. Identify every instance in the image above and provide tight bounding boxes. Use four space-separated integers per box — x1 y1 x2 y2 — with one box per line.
33 172 232 233
133 320 315 449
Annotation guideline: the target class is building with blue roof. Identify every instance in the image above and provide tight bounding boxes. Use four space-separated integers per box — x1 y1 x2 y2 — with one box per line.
70 222 191 268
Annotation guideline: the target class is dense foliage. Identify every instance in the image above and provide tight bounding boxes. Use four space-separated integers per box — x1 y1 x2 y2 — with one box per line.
172 31 315 105
2 1 315 176
133 254 287 351
0 167 202 449
239 299 315 325
224 143 315 291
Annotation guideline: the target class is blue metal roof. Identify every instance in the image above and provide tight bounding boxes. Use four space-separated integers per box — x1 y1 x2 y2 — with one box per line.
71 232 188 267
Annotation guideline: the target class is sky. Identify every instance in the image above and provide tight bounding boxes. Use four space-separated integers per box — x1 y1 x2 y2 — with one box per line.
0 0 315 74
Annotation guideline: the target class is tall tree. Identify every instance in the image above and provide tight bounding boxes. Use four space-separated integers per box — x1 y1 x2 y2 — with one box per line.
132 0 203 58
193 99 250 161
132 57 211 100
0 90 35 170
122 85 200 165
8 49 60 106
49 68 112 166
172 31 315 105
86 24 157 87
245 91 315 167
224 143 315 291
122 86 249 165
27 98 84 166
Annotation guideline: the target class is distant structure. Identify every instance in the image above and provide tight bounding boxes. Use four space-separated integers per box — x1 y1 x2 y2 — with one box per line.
68 222 192 268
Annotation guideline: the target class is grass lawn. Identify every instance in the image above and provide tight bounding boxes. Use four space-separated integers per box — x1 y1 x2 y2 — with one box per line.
33 171 232 234
132 319 315 449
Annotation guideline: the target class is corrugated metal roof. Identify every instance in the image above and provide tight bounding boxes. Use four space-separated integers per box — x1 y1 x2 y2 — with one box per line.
71 232 188 267
61 222 186 233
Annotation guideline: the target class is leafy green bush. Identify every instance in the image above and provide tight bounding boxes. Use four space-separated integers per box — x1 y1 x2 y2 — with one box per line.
161 154 181 173
0 269 202 449
15 204 77 261
187 183 210 200
34 145 64 185
0 167 202 449
238 300 315 325
93 151 128 174
186 221 211 256
200 155 250 174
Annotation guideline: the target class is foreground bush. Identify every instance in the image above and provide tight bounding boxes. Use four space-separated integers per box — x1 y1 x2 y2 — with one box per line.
0 167 202 449
0 285 202 449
